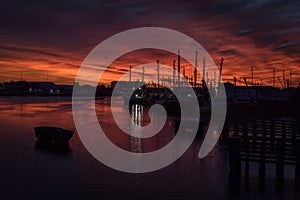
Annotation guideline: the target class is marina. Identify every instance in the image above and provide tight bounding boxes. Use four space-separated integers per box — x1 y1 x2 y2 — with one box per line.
0 96 299 199
1 1 300 199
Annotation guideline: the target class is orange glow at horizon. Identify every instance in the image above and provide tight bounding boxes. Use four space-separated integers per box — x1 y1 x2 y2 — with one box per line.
0 44 299 88
0 1 299 88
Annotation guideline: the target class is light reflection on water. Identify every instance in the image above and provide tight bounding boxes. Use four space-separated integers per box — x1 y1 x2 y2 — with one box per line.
0 96 297 200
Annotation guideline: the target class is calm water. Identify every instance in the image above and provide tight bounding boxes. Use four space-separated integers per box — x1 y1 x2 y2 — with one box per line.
0 96 298 200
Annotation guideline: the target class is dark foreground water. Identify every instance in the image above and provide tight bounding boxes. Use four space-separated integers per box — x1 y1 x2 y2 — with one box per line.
0 96 298 200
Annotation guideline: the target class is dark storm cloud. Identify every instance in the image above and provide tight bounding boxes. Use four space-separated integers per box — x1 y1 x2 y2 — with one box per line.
0 0 298 50
273 42 300 51
235 29 254 36
219 49 239 55
0 44 72 59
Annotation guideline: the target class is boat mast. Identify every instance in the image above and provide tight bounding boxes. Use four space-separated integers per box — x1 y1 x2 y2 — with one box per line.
283 69 286 88
177 50 180 87
142 66 145 83
218 57 224 87
214 71 216 88
202 57 206 88
194 51 198 88
129 66 132 83
173 60 176 88
157 60 160 87
273 68 276 88
251 66 254 86
290 70 292 87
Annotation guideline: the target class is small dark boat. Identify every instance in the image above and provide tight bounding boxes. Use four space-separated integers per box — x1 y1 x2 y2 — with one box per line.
34 126 74 144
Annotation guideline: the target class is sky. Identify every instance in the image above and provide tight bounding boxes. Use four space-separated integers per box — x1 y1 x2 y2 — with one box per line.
0 0 299 87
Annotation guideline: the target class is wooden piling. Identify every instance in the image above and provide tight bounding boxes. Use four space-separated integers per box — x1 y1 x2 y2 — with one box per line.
229 136 241 184
220 122 229 145
243 124 249 185
228 119 300 190
259 122 266 191
276 138 284 186
295 138 300 181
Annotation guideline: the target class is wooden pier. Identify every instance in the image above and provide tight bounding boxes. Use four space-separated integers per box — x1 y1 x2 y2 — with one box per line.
227 119 300 190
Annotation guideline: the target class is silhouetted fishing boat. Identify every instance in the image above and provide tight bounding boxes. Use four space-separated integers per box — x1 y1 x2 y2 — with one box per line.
34 126 73 144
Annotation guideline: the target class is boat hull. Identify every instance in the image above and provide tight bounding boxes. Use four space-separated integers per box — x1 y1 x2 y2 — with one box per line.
34 126 74 144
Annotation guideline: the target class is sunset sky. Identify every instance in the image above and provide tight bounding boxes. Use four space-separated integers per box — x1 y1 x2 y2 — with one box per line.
0 0 299 87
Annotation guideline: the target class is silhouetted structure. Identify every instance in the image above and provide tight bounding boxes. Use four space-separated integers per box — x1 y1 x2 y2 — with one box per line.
227 120 300 191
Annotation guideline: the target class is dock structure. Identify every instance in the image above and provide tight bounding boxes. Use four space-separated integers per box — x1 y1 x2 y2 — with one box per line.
226 119 300 191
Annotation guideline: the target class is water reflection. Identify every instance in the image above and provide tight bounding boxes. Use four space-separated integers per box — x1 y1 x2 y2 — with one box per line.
130 104 142 153
0 96 75 130
94 98 174 152
0 96 298 199
131 104 143 125
34 140 71 154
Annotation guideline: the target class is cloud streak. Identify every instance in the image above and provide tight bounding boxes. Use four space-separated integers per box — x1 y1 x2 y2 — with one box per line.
0 0 299 87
